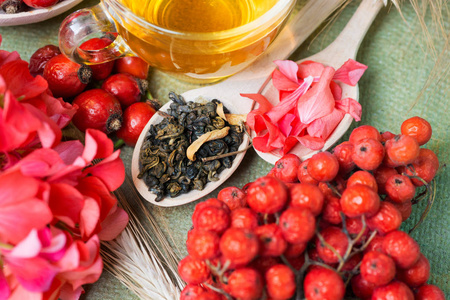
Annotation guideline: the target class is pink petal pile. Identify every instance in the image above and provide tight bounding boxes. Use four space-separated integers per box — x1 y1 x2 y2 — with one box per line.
0 36 128 300
244 59 367 156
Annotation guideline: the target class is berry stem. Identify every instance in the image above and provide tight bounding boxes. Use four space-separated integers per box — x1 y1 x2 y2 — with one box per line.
114 139 125 150
326 182 342 197
203 283 233 300
409 179 436 234
316 229 345 267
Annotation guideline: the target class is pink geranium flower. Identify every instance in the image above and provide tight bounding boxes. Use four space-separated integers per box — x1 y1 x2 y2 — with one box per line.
244 59 366 155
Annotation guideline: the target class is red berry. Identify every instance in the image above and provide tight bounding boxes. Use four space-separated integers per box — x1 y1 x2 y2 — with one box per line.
382 230 420 269
360 250 396 286
374 166 399 195
102 73 145 109
177 255 210 284
346 216 369 238
186 229 220 260
303 267 345 300
196 291 222 300
351 274 377 299
23 0 58 8
415 284 446 300
284 242 307 258
321 195 343 225
225 268 263 300
297 159 319 185
397 253 430 288
401 116 432 146
266 264 296 300
192 198 230 224
279 207 315 244
193 205 230 234
385 134 420 166
340 184 380 218
341 252 362 272
315 226 348 264
364 234 385 253
307 152 339 182
272 154 301 183
288 183 324 216
29 44 61 77
114 56 149 79
180 284 206 300
230 208 258 230
43 54 92 98
219 228 259 266
398 148 439 186
79 37 115 81
347 170 378 192
332 141 355 174
72 89 122 133
367 201 402 235
372 281 414 300
349 125 381 144
381 130 396 143
352 138 385 170
255 224 287 257
217 186 246 210
116 101 156 146
385 174 416 203
246 176 288 214
387 198 412 221
249 256 281 276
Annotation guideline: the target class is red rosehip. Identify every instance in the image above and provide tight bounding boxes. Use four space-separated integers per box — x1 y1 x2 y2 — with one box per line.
43 54 92 98
397 253 430 288
279 207 315 244
272 154 301 183
79 37 115 81
217 186 246 210
401 116 432 146
266 264 296 300
340 184 380 218
186 229 220 260
229 208 258 230
72 89 122 133
385 174 416 203
23 0 58 8
303 267 345 300
349 125 381 144
297 159 319 185
225 268 263 300
360 250 396 286
219 228 259 266
114 56 149 79
415 284 446 300
116 101 156 146
307 152 339 182
29 44 61 77
255 224 287 257
367 201 402 235
332 141 355 174
382 230 420 269
246 176 288 214
288 183 324 216
177 255 210 284
102 73 146 109
372 281 414 300
352 138 385 170
385 134 420 166
347 170 378 192
315 226 348 264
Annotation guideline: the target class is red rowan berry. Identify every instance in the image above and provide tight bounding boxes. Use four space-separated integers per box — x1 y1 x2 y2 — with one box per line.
372 281 414 300
352 138 385 170
297 159 319 185
347 170 378 192
225 268 263 300
230 208 259 230
246 176 288 214
288 183 324 216
401 116 432 145
279 207 315 244
217 186 246 210
382 230 420 269
219 228 259 266
307 152 339 182
367 201 402 235
349 125 381 144
360 250 396 286
255 224 287 257
186 229 220 260
385 134 420 166
340 184 380 218
315 226 348 264
303 267 345 300
415 284 446 300
397 253 430 288
266 264 296 300
178 256 210 284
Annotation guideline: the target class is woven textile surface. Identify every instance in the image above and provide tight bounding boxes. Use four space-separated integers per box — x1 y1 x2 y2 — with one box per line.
0 0 448 298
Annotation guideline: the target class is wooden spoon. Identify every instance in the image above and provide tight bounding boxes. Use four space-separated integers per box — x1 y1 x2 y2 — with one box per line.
132 0 352 207
255 0 384 164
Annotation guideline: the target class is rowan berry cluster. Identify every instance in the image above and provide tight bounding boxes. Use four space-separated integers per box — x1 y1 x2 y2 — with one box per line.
178 116 444 300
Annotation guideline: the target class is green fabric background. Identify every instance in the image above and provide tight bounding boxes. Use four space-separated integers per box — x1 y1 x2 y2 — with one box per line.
0 0 448 298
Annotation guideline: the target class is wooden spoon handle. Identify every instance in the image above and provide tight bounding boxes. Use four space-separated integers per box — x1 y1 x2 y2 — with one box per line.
214 0 349 95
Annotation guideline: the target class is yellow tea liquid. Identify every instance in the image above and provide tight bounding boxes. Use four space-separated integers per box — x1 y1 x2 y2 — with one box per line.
114 0 287 81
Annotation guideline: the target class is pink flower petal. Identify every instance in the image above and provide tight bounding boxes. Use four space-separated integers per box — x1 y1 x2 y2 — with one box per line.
48 183 84 228
330 81 342 100
297 60 325 78
24 103 62 149
335 97 362 121
307 108 345 140
277 113 297 137
40 228 67 262
82 129 114 162
272 69 300 91
296 67 336 124
39 92 78 129
56 242 80 272
5 256 59 293
80 198 101 240
0 271 10 300
9 229 42 259
52 140 84 165
59 283 84 300
98 206 129 241
274 60 299 84
83 150 125 192
333 59 368 86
